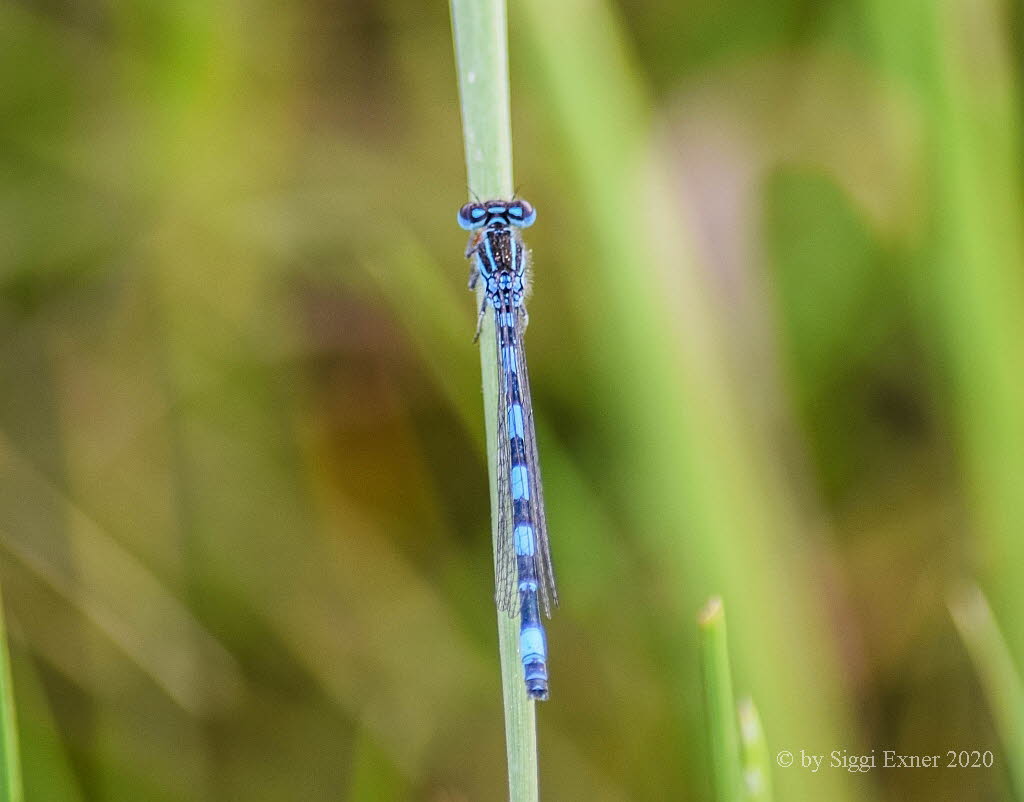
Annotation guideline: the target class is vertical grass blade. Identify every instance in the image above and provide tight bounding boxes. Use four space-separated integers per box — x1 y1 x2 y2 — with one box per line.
864 0 1024 664
738 698 773 802
449 2 538 800
949 584 1024 800
516 3 862 797
698 598 741 802
0 593 23 802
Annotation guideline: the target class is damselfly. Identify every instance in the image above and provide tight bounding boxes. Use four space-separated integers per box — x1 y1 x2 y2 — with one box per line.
458 198 558 701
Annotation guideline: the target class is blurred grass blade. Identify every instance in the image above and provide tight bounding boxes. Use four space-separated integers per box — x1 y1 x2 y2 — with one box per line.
0 590 23 802
949 584 1024 800
865 0 1024 662
698 598 741 802
518 1 861 799
449 0 539 799
4 641 82 802
737 698 773 802
346 728 408 802
0 434 242 716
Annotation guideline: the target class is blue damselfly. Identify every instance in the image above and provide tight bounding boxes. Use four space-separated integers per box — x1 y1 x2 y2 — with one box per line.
458 198 558 701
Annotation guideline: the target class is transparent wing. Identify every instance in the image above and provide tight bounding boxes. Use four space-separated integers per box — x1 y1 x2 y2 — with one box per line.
493 301 519 614
491 298 559 617
514 307 558 615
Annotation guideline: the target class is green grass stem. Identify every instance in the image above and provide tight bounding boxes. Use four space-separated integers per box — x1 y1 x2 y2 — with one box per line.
699 598 741 802
949 584 1024 800
0 593 23 802
737 698 773 802
449 1 538 800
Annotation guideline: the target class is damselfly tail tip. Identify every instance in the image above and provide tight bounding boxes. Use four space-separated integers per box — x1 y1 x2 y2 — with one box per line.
527 684 549 702
525 665 549 701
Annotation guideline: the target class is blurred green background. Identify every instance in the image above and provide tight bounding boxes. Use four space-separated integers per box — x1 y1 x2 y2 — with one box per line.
3 0 1024 799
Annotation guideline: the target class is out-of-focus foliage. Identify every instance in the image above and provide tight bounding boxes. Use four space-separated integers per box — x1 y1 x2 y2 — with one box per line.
1 0 1023 799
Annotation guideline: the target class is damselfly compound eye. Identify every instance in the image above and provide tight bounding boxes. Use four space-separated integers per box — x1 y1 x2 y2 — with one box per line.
458 202 488 230
507 200 536 227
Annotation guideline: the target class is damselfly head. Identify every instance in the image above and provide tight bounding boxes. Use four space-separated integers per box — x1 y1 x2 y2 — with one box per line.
458 200 536 230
